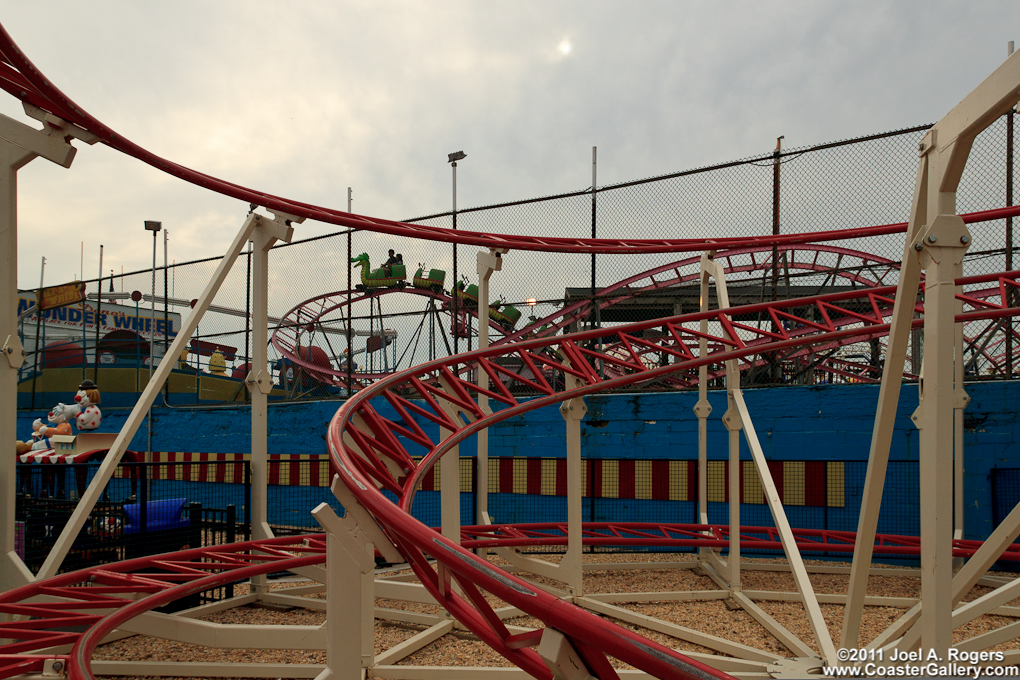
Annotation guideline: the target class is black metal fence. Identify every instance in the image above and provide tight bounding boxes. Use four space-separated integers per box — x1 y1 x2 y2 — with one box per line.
15 456 926 572
15 461 250 576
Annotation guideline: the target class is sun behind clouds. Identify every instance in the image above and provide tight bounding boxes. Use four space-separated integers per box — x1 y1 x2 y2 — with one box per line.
558 38 572 56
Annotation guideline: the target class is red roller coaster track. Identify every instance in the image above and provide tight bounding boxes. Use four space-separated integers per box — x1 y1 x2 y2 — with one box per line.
273 244 907 387
1 22 1020 255
321 271 1020 677
274 242 1012 391
2 20 1020 680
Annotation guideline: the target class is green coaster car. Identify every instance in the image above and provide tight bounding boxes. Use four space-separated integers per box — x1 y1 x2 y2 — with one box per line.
455 280 480 307
413 265 446 293
350 253 406 290
489 301 522 331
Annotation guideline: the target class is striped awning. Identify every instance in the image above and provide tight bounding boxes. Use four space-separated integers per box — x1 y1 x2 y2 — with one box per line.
18 448 98 465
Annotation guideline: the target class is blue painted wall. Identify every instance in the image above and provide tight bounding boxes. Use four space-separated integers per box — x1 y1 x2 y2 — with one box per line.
18 381 1020 541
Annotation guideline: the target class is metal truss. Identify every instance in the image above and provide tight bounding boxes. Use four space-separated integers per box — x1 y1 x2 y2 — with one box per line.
3 18 1020 680
273 241 1017 391
322 271 1020 677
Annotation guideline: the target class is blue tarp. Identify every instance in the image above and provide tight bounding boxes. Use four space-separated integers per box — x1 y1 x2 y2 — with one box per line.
122 498 190 534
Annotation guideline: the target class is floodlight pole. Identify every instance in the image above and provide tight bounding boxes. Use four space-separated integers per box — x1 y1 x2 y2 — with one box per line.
144 220 161 461
449 151 466 355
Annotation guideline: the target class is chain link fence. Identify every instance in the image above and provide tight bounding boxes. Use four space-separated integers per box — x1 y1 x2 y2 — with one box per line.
16 114 1019 406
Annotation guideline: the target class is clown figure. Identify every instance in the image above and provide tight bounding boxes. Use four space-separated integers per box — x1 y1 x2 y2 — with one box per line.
75 379 102 430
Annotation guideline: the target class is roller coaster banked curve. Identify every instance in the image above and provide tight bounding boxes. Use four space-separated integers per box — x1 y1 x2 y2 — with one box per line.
2 21 1020 680
273 244 908 387
2 273 1020 680
274 241 1015 390
323 271 1020 678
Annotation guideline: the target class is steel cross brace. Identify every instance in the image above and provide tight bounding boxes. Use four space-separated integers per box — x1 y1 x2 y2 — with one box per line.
842 46 1020 655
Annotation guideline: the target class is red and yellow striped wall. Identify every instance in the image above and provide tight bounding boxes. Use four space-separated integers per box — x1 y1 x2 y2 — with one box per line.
416 457 844 508
113 453 843 507
114 452 333 487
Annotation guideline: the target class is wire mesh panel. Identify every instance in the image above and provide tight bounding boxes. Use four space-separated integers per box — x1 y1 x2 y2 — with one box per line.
992 468 1020 528
15 116 1020 408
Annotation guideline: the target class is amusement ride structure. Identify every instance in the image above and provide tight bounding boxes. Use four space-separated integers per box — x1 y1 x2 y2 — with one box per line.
4 21 1020 680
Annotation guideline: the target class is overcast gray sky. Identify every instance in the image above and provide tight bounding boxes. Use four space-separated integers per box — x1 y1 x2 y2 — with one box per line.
3 1 1019 292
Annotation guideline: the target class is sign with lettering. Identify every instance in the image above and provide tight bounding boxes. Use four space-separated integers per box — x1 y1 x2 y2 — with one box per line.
37 282 86 311
17 294 181 341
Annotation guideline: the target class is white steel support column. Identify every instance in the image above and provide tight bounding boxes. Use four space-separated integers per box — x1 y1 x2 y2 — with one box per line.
0 111 80 593
476 248 507 528
248 211 298 594
314 484 382 680
695 252 715 544
843 48 1020 651
559 391 586 596
436 378 471 546
917 218 969 652
953 290 969 545
841 161 927 648
722 363 741 591
710 258 741 591
496 371 584 593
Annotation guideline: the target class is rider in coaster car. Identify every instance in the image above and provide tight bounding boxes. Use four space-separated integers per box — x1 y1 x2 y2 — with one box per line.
383 249 399 276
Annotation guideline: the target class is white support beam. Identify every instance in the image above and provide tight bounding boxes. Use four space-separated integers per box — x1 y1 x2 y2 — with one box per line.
732 390 838 665
537 628 596 680
917 215 970 653
475 248 506 533
313 502 375 680
374 620 455 667
374 580 440 605
841 156 928 650
729 591 816 659
0 113 80 593
434 373 476 547
928 49 1020 190
952 620 1020 653
696 251 716 531
115 611 325 649
708 257 743 594
953 290 968 547
576 597 783 663
248 212 296 596
558 387 586 596
91 661 325 679
376 607 442 627
330 476 404 565
581 589 728 604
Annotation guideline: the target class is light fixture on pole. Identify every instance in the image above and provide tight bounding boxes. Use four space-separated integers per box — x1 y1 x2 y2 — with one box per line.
448 151 466 354
144 220 161 461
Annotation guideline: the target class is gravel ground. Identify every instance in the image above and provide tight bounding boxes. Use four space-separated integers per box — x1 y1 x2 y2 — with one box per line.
91 552 1020 679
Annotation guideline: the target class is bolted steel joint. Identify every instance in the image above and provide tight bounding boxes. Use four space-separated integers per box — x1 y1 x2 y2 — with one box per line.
914 242 924 251
960 234 971 244
927 234 938 244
